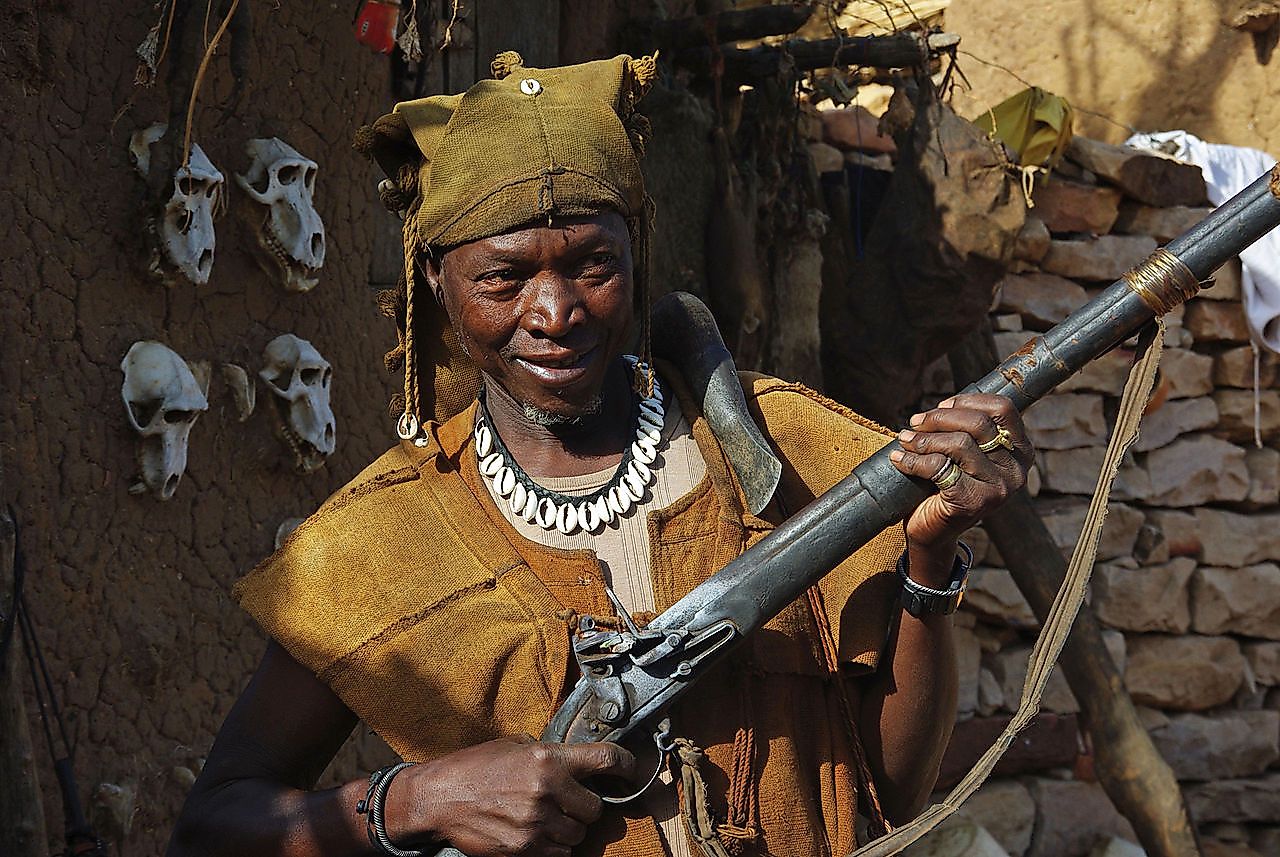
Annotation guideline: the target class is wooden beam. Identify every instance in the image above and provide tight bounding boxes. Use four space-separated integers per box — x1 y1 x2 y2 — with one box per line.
677 31 950 85
948 325 1201 857
624 3 812 52
0 500 49 857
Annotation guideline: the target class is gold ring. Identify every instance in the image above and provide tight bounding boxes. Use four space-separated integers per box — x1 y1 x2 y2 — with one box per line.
978 426 1015 454
932 460 962 491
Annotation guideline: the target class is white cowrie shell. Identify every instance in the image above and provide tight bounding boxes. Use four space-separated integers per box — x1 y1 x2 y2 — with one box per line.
480 452 504 477
624 471 645 501
628 459 651 486
556 502 579 535
519 78 542 95
578 500 601 534
509 482 528 515
632 440 657 465
535 497 558 529
492 466 515 497
591 495 613 527
638 424 661 445
475 425 492 458
521 490 540 523
608 485 632 515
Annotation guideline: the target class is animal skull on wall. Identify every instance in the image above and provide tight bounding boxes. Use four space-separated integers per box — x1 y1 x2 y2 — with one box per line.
237 138 326 293
259 334 336 474
121 341 210 500
131 123 225 285
162 146 224 285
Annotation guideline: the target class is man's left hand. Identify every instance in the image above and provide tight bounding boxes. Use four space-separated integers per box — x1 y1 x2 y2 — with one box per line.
888 392 1034 553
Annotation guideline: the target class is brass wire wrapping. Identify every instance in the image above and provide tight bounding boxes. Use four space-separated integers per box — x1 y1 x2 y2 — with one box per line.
1121 248 1201 316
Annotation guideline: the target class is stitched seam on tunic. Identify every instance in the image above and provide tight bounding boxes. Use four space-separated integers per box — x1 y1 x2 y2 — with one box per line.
319 576 503 682
745 377 896 439
496 567 562 708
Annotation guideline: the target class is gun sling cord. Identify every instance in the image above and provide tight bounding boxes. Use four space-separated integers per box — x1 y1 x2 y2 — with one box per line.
851 320 1166 857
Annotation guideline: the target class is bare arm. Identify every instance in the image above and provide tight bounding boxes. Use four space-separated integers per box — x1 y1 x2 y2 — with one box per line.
169 640 636 857
860 393 1034 823
167 640 373 856
856 542 959 824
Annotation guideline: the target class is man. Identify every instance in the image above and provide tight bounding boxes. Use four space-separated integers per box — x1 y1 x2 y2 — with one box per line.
169 52 1033 857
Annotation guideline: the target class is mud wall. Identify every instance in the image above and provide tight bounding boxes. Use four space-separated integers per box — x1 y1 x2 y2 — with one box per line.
0 2 402 850
946 0 1280 154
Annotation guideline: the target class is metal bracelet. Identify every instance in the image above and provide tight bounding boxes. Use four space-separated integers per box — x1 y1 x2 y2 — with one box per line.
358 762 426 857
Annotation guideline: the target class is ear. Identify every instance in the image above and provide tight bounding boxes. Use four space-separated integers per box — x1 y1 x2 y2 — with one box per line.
421 248 445 307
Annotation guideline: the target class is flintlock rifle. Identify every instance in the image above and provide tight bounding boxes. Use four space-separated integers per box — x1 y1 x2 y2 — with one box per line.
545 165 1280 750
435 166 1280 857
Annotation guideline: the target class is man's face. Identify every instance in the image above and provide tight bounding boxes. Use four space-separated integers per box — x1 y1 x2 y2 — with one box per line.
429 212 635 422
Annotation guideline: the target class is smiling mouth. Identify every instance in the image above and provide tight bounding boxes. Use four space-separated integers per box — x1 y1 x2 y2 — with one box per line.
514 347 597 384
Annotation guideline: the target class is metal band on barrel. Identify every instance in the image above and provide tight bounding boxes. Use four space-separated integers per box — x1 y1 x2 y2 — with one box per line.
1121 247 1200 316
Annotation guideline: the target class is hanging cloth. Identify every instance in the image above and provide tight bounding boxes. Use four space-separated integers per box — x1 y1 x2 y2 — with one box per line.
1126 130 1280 354
972 87 1075 169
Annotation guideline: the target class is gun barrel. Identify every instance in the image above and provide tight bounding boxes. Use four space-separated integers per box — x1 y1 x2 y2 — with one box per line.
657 166 1280 637
546 166 1280 747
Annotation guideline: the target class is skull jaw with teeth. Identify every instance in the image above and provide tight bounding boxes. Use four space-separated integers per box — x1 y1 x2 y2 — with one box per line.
121 341 210 500
259 334 336 474
237 138 326 293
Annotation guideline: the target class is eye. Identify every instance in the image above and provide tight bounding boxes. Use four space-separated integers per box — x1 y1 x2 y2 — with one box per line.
278 164 301 185
269 369 291 390
577 252 617 278
300 368 321 385
129 400 162 427
163 409 199 425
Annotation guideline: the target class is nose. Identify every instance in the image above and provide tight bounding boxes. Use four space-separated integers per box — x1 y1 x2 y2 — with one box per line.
523 273 582 339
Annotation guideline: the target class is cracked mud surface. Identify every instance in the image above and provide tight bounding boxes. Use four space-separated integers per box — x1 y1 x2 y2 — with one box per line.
1 3 402 850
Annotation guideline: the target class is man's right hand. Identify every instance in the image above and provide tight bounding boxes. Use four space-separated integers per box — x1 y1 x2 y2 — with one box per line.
385 737 637 857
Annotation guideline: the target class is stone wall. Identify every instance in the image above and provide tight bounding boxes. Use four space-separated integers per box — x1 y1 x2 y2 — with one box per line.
897 140 1280 855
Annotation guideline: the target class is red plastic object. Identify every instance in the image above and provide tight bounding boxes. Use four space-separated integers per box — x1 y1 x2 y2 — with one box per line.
354 0 400 54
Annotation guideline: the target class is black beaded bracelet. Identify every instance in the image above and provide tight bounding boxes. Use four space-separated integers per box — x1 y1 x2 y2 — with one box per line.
357 762 426 857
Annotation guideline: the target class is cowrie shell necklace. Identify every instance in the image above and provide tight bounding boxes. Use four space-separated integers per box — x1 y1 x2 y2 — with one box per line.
475 357 663 536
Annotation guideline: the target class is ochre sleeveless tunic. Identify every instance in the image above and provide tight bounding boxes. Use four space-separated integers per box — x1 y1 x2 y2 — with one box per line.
235 371 906 857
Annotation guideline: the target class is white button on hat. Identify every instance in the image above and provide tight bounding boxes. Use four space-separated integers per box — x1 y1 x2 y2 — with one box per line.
519 78 542 96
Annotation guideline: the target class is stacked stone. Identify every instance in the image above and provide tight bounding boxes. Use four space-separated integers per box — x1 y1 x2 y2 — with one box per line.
907 139 1280 857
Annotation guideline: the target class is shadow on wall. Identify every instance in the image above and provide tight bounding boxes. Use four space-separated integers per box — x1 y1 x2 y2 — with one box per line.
1063 0 1247 142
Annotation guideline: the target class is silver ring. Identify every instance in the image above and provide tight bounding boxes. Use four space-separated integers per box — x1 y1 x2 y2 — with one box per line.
932 460 962 491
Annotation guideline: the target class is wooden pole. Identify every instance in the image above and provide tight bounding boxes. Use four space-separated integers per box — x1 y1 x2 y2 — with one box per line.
674 32 952 84
948 325 1200 857
624 3 813 52
0 497 49 857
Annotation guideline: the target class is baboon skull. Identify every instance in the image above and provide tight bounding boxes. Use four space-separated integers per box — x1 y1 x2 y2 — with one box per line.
260 334 335 474
160 144 224 285
121 341 209 500
237 138 326 293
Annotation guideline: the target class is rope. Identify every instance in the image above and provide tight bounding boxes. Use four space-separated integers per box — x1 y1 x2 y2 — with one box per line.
849 321 1165 856
181 0 241 169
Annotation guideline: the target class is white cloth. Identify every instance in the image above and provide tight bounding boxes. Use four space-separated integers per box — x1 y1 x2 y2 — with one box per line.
1125 130 1280 353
